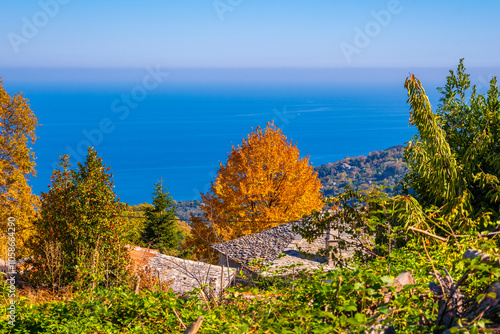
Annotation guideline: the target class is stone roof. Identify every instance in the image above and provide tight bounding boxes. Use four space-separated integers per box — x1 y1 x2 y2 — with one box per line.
210 221 303 266
210 220 358 275
127 245 235 297
148 254 235 297
264 235 355 276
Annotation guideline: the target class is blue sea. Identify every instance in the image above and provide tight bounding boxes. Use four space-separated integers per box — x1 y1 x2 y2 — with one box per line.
2 68 448 205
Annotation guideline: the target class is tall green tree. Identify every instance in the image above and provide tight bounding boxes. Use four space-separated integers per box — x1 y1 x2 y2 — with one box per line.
299 61 500 263
400 59 500 231
29 147 129 288
141 180 180 253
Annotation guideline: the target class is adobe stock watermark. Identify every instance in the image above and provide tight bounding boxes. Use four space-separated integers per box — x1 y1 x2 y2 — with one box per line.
5 217 17 327
477 74 496 92
340 0 405 64
191 105 296 200
7 0 71 54
213 0 243 21
271 106 297 130
192 170 218 200
52 66 169 169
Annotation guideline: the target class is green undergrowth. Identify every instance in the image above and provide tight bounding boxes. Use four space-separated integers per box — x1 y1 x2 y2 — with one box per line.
2 241 499 333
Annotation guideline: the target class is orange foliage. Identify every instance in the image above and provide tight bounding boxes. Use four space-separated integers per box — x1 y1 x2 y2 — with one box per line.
182 215 221 264
0 78 39 256
201 121 323 240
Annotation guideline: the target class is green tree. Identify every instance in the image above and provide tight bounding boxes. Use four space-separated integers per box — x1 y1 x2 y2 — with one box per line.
400 59 500 231
141 180 180 253
120 203 150 245
299 61 500 266
28 147 129 288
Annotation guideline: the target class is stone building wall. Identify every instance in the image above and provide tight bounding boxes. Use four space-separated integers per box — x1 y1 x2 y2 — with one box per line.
218 252 258 278
148 254 236 298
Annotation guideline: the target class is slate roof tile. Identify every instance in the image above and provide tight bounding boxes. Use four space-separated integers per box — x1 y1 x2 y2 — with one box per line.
210 221 302 265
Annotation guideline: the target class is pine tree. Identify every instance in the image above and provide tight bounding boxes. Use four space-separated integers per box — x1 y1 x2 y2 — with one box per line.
141 180 180 253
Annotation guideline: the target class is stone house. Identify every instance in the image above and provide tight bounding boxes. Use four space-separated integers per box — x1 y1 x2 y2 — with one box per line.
210 221 356 277
128 245 235 298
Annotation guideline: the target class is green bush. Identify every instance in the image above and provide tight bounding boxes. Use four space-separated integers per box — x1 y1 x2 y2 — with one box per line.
27 148 130 289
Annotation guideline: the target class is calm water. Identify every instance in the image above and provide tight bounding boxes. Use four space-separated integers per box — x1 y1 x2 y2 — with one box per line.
5 79 442 205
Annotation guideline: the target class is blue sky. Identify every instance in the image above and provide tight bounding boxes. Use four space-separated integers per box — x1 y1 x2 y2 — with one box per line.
1 0 499 69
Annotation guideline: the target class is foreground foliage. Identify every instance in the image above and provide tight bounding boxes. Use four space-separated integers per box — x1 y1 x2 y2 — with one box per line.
297 61 500 332
2 240 499 333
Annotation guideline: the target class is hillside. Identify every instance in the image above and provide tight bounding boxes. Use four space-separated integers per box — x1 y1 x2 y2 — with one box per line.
174 200 203 222
315 145 407 197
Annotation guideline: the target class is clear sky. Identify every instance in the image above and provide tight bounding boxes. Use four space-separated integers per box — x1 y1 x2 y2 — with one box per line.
1 0 499 69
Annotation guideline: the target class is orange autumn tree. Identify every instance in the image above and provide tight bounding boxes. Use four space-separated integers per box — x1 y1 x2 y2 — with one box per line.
182 214 221 263
201 121 323 240
0 78 39 257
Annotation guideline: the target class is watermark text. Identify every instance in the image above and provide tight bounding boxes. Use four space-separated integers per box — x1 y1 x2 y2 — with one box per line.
5 217 17 326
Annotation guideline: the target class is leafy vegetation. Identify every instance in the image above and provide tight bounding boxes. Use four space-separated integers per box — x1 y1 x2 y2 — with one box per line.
401 59 500 229
3 240 499 333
